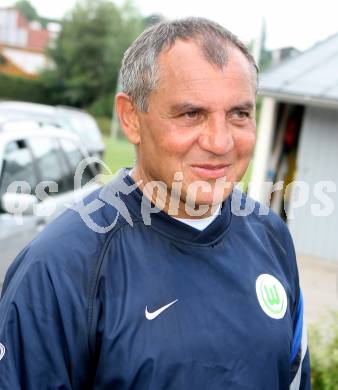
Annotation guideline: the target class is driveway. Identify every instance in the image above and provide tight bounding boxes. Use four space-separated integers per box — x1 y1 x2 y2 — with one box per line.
297 255 338 324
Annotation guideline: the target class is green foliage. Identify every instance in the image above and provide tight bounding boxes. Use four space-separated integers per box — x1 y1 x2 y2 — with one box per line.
309 312 338 389
14 0 38 22
144 14 164 27
0 73 48 104
95 116 112 137
41 0 144 108
88 94 114 117
255 95 262 125
13 0 54 28
259 50 272 72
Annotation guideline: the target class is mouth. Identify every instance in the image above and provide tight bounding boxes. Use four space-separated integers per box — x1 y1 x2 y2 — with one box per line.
190 163 232 180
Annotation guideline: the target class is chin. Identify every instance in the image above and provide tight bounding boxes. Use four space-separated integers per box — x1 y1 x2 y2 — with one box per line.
185 189 231 211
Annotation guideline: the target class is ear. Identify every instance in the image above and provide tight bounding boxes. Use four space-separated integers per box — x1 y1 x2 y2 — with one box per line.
115 92 141 145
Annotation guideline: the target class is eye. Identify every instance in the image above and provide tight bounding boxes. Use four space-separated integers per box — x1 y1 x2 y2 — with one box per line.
233 110 250 119
183 111 200 119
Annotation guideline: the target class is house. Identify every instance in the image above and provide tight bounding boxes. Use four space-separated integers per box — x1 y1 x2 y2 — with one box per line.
249 33 338 261
0 7 58 78
269 46 300 67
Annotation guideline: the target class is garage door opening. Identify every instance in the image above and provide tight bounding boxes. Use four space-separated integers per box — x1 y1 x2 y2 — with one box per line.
268 103 304 220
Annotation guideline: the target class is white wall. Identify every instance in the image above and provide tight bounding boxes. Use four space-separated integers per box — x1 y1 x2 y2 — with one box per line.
288 106 338 261
249 97 277 203
0 9 27 47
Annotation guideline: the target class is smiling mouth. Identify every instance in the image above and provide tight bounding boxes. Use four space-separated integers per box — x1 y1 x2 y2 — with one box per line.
190 163 232 179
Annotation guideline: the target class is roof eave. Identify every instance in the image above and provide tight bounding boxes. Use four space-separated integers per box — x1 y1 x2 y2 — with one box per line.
258 89 338 109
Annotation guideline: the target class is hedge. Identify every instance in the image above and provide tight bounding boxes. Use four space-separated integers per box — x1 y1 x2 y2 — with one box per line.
0 73 49 104
309 311 338 389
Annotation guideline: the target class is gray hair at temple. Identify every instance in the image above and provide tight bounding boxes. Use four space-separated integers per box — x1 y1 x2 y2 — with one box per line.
120 17 258 112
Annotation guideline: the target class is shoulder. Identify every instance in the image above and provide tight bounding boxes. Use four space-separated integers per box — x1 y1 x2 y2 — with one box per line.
230 188 299 286
230 189 300 310
230 187 294 253
1 178 135 299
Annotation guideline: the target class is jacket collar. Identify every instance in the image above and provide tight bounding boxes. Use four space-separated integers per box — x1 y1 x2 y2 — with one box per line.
104 168 233 246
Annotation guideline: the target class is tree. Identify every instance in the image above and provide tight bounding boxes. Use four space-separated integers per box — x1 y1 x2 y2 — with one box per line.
42 0 144 112
14 0 38 22
144 14 164 27
14 1 58 28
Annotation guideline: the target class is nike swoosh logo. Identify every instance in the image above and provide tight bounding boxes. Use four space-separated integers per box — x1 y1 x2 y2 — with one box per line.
145 299 178 320
0 343 5 361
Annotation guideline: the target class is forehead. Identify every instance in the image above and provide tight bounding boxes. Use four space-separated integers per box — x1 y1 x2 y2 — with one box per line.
152 40 255 107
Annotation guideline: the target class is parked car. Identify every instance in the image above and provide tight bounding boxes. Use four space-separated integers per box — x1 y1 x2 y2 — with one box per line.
0 101 105 160
0 119 101 292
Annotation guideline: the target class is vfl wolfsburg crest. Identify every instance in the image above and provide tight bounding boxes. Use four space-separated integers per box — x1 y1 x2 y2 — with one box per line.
256 274 287 319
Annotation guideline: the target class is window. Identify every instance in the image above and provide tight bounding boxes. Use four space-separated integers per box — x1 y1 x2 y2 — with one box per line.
0 140 38 209
0 55 6 65
59 138 97 188
28 137 70 196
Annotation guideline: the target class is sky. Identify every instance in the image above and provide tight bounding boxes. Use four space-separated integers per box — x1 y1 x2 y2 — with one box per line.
2 0 338 51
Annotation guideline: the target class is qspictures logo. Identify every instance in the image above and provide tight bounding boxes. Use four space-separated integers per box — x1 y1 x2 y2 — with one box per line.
256 274 288 319
3 157 338 230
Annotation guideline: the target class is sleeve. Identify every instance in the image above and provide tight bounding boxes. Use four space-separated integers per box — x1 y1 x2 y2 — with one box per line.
267 210 311 390
0 250 93 390
289 290 311 390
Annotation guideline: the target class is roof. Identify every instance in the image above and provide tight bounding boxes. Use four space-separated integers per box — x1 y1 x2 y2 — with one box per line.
0 101 56 115
259 33 338 107
0 46 49 76
0 120 78 142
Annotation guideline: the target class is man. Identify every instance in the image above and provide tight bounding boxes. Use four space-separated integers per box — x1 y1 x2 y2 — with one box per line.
0 18 310 389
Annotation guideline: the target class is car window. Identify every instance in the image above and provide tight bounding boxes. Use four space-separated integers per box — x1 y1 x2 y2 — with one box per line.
28 137 70 196
0 140 38 206
60 112 102 144
59 138 97 188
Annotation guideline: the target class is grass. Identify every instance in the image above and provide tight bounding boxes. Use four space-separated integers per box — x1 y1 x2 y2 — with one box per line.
102 136 135 179
96 117 135 180
96 117 112 137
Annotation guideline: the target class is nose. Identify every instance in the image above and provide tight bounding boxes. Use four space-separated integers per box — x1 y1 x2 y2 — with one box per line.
197 114 234 155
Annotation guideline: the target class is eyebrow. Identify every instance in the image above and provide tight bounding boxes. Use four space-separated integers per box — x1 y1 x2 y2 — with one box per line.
229 101 255 111
169 100 255 114
169 102 206 114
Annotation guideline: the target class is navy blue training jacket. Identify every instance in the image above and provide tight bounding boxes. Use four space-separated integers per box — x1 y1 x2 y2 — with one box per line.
0 169 311 389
